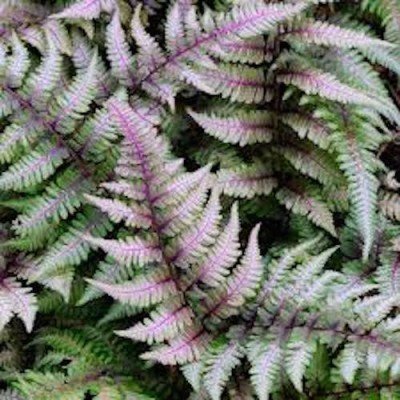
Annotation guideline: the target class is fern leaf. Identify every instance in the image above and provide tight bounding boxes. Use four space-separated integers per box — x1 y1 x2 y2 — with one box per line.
29 222 109 299
0 89 20 118
0 121 41 163
334 124 379 260
217 164 277 199
14 170 89 237
133 0 308 101
85 194 152 229
380 192 400 221
285 333 316 392
281 111 331 149
106 97 168 168
31 213 111 284
182 362 203 392
188 109 274 146
43 20 73 56
159 176 211 236
51 0 115 20
71 30 112 98
86 271 177 307
86 235 162 267
49 51 99 134
155 164 212 207
0 277 37 332
77 102 119 159
106 11 135 86
226 223 263 301
285 247 339 305
132 5 177 108
193 203 241 287
336 343 363 384
206 36 268 65
132 4 167 73
23 39 62 108
286 20 393 50
7 32 30 88
203 341 243 400
278 68 398 122
278 145 343 186
170 190 221 267
276 187 336 236
257 236 322 304
0 145 69 191
190 64 266 104
202 1 308 40
116 300 193 344
248 339 282 400
207 224 262 319
141 327 210 365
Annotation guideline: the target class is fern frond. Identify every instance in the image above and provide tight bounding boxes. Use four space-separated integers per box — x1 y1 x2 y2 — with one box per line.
0 145 69 191
189 63 267 104
48 51 99 134
203 340 243 400
141 327 211 365
216 164 277 199
190 203 241 287
285 333 316 392
169 189 221 267
86 270 177 308
116 300 193 344
188 109 274 146
51 0 115 20
285 20 393 50
14 170 90 238
87 235 162 268
84 96 263 367
381 191 400 221
276 186 336 236
205 224 263 320
30 212 112 292
248 339 282 400
130 1 308 102
281 111 331 149
0 277 37 332
278 67 397 122
332 109 381 260
106 11 135 86
7 33 30 88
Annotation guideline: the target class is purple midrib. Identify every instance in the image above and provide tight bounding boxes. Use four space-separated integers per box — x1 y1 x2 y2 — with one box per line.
197 228 236 283
134 6 295 89
20 176 84 228
146 306 186 335
117 277 174 296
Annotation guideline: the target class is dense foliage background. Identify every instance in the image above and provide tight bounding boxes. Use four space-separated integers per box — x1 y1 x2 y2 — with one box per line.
2 0 400 398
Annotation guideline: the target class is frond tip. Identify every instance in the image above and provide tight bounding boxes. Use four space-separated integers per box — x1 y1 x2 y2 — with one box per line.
0 277 37 332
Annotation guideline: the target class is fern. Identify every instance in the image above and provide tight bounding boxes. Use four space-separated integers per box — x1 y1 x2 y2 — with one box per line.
12 328 156 400
0 11 119 301
83 97 263 366
2 1 400 399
